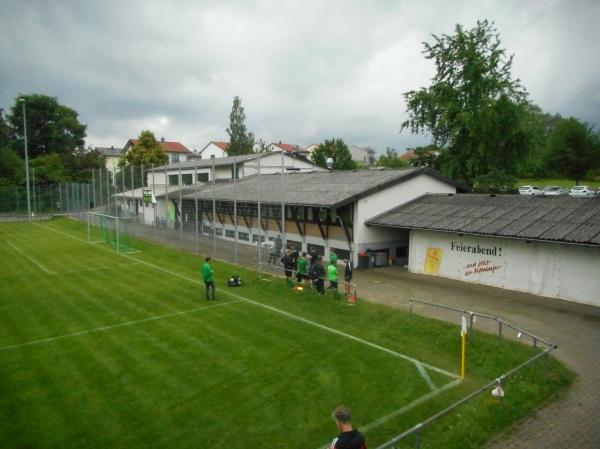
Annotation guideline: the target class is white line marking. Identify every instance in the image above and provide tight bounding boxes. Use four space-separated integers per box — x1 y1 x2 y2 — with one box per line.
53 261 141 275
34 222 460 382
0 300 243 352
6 241 54 274
316 378 462 448
416 361 437 391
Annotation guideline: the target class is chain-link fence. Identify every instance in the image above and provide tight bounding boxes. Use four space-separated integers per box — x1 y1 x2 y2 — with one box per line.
3 159 354 290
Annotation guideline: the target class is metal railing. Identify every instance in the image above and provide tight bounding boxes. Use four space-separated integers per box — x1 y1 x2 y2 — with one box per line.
375 299 556 449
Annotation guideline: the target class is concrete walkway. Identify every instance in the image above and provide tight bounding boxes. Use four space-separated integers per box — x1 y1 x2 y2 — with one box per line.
355 266 600 449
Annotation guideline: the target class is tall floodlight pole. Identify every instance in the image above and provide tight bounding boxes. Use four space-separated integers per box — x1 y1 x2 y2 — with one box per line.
19 98 32 220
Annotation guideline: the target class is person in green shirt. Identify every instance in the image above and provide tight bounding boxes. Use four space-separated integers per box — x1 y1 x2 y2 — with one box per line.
296 252 309 287
327 262 340 299
202 256 216 300
329 250 338 266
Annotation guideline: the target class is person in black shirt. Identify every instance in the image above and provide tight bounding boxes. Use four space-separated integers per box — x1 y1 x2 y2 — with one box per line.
313 256 326 295
281 250 295 287
343 257 353 297
308 246 318 267
329 406 367 449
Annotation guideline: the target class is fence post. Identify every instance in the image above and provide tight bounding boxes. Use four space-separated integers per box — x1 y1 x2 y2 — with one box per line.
532 338 538 366
415 427 421 449
498 319 503 345
544 351 549 382
408 300 413 316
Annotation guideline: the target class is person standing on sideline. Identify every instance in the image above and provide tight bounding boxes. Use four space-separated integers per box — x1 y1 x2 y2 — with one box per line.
202 256 216 300
313 256 326 295
329 249 338 266
308 246 318 267
281 249 294 287
297 251 309 286
329 406 367 449
343 257 353 296
327 261 340 299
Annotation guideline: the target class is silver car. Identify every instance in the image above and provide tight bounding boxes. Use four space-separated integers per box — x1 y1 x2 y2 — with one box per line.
543 185 568 196
569 186 596 197
519 185 544 196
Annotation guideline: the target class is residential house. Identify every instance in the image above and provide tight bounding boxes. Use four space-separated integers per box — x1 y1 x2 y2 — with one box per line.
197 141 230 159
123 137 192 164
95 146 122 172
267 142 309 158
348 145 376 166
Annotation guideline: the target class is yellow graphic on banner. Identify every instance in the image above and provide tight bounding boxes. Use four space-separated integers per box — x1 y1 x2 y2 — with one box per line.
425 247 443 274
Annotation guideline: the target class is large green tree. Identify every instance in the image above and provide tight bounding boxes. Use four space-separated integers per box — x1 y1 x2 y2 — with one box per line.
122 131 169 167
226 96 254 155
401 20 532 185
0 148 24 186
544 117 600 184
8 94 86 159
311 138 356 170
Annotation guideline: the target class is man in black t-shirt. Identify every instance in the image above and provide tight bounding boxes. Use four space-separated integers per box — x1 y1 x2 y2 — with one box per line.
329 406 367 449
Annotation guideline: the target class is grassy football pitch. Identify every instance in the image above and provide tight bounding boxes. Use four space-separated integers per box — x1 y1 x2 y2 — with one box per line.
0 218 573 449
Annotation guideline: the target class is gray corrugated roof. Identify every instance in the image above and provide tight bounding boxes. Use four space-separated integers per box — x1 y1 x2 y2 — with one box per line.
182 167 459 208
366 193 600 246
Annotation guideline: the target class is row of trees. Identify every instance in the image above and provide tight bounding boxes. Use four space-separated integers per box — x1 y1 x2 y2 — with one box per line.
5 22 599 191
397 20 600 188
0 94 103 186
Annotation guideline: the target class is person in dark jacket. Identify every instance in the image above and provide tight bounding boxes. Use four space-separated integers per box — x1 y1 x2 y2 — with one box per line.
313 256 326 295
281 250 295 287
329 406 367 449
343 257 353 297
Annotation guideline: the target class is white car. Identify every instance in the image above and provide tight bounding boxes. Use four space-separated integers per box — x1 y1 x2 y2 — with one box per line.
569 186 596 197
519 185 544 196
543 185 568 196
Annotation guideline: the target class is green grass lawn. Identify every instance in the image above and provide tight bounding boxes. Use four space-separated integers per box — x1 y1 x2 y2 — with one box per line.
0 218 574 449
518 178 600 188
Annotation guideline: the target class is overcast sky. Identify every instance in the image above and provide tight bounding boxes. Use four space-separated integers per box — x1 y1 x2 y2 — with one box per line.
1 0 599 155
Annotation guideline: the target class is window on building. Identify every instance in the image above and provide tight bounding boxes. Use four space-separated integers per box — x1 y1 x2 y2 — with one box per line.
197 173 209 183
215 228 223 236
252 234 266 243
168 174 179 186
309 244 325 257
231 165 241 179
181 174 193 185
171 153 180 163
286 239 302 252
331 247 350 260
238 232 249 241
225 229 235 238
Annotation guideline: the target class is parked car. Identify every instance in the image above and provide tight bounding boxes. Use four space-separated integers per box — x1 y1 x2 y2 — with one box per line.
543 185 568 196
569 186 596 197
518 185 544 196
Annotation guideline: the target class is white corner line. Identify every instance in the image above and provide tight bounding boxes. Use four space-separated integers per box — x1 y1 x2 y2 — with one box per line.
6 241 54 275
0 299 244 352
33 222 460 382
315 378 462 449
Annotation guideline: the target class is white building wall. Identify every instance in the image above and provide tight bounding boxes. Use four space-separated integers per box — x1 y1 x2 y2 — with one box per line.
353 174 456 260
409 230 600 307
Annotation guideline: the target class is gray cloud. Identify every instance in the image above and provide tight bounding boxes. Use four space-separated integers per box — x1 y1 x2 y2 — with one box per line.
1 0 599 154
